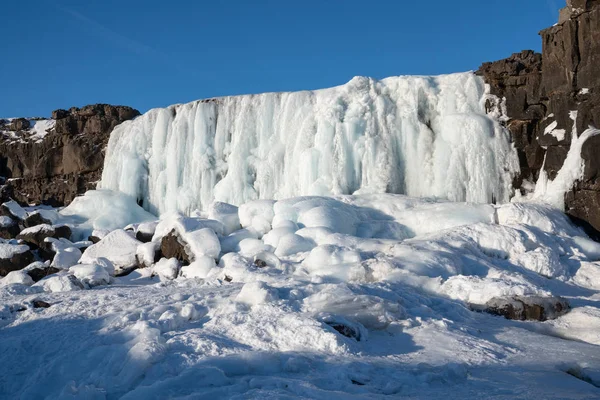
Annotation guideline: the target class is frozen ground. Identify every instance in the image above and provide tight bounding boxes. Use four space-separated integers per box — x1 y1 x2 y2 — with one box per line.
2 192 600 399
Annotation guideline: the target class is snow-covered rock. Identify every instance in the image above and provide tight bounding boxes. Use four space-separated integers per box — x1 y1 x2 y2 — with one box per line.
0 270 34 287
80 229 142 274
152 258 180 280
0 243 33 276
35 274 84 293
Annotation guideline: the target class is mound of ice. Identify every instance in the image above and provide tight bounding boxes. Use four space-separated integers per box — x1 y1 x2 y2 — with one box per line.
60 190 157 240
100 73 518 215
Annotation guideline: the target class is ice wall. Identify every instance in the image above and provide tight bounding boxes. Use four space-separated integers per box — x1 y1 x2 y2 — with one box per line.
100 73 519 216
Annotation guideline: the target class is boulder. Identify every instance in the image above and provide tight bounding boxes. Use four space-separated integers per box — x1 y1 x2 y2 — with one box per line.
0 243 34 276
483 296 570 321
161 230 191 264
0 216 20 239
9 118 30 131
17 224 71 249
26 264 61 282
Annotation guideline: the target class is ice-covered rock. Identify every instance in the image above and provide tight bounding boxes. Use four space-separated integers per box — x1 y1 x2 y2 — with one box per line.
1 200 27 221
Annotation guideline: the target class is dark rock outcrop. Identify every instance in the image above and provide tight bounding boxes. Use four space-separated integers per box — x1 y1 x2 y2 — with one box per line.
482 296 570 321
478 1 600 239
0 104 139 206
160 230 191 265
17 224 72 248
27 265 60 282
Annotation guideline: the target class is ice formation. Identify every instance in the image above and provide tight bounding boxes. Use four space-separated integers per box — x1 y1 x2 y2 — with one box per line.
100 72 519 215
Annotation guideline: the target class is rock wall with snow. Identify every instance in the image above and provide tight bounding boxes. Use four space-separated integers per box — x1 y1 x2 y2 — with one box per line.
0 105 140 206
477 0 600 238
99 73 519 215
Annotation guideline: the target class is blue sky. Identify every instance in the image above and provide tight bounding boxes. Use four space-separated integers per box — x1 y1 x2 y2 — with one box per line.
2 0 560 117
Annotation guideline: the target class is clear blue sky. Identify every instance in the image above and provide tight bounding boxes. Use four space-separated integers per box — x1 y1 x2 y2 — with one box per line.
2 0 561 117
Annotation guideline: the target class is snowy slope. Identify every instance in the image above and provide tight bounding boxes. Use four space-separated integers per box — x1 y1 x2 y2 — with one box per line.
2 193 600 398
100 73 519 215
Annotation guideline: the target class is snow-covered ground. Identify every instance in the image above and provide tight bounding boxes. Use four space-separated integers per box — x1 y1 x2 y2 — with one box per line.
2 191 600 399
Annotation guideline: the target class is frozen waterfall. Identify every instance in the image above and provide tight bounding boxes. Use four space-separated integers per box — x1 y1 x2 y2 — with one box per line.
99 72 519 216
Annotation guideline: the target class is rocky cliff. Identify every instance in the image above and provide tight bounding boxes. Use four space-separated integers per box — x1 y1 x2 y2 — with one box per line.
478 0 600 239
0 104 139 206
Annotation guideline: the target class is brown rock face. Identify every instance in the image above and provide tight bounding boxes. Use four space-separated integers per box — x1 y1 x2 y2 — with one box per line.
0 104 140 206
482 296 570 321
478 1 600 239
160 230 191 265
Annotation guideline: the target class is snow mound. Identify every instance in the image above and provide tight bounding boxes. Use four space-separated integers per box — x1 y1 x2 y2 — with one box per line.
60 189 157 240
80 229 142 273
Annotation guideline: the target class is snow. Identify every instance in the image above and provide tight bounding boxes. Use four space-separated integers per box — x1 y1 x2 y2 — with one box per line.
69 263 111 288
100 73 519 215
79 229 142 272
544 120 566 141
4 73 600 397
152 258 180 280
0 270 33 287
0 243 29 259
0 216 15 228
2 200 28 220
179 256 216 279
34 274 83 293
184 227 221 260
59 189 156 240
236 281 279 306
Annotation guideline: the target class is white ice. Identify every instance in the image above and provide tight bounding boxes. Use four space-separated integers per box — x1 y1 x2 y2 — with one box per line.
100 73 519 215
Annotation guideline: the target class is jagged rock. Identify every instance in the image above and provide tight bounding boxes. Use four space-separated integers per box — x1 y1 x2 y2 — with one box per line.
9 118 30 131
23 212 52 228
32 300 51 309
0 243 34 276
160 230 191 265
483 296 570 321
17 224 71 249
479 0 600 238
0 104 140 206
26 265 60 282
0 216 20 239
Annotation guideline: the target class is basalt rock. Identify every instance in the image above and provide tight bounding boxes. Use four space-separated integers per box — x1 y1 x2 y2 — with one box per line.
482 296 570 321
478 1 600 240
0 104 139 206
